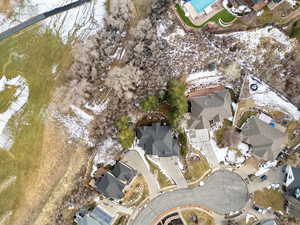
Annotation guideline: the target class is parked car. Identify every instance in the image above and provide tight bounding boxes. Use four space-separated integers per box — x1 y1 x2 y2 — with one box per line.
252 204 263 213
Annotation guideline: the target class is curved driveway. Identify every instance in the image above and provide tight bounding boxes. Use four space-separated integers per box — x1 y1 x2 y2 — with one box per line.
131 170 248 225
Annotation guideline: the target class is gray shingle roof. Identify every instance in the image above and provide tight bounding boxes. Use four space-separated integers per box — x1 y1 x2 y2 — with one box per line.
76 207 113 225
136 123 179 157
96 173 125 199
111 162 136 183
188 89 232 129
241 117 286 161
260 220 277 225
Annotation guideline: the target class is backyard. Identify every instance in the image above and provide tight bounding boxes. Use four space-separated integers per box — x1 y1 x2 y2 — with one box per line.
175 4 236 28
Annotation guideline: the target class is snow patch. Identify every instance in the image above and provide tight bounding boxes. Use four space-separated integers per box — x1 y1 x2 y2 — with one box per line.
0 0 106 42
255 160 277 176
55 105 94 146
248 75 300 120
0 75 29 150
85 99 108 115
186 71 223 89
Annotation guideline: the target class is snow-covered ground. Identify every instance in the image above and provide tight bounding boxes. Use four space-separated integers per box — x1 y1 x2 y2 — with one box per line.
55 105 94 146
186 70 224 89
0 0 106 42
0 75 29 150
248 75 300 120
91 138 121 175
255 160 277 176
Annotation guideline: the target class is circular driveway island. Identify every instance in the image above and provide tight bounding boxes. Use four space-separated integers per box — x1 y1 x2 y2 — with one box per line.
131 170 249 225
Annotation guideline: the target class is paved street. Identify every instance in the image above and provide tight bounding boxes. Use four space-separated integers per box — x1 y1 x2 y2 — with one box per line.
130 170 249 225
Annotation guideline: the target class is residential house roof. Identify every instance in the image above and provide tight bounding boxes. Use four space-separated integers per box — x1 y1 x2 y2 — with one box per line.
111 161 136 183
95 173 125 199
136 123 180 157
285 166 300 197
188 89 232 129
75 206 113 225
260 220 277 225
241 117 286 161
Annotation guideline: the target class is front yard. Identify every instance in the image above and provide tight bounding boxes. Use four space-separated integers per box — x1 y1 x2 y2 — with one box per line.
181 209 215 225
184 152 210 183
123 175 149 207
145 157 173 189
254 188 285 212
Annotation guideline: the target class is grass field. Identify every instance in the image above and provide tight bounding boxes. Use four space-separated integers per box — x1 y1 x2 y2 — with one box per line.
0 25 72 219
254 188 285 211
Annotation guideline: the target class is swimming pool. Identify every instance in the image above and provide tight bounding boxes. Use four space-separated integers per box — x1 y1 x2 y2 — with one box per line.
190 0 217 13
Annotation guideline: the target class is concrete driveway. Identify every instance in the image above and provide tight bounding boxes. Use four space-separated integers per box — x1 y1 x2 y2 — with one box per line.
122 150 159 198
130 170 249 225
153 156 188 189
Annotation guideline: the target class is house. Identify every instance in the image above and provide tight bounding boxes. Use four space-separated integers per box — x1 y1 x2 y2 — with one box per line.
136 123 180 157
95 172 125 200
188 89 232 129
75 206 114 225
241 117 286 161
282 165 300 220
258 220 278 225
111 161 136 184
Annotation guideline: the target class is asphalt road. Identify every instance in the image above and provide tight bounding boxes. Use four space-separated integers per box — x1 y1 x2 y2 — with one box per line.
130 170 249 225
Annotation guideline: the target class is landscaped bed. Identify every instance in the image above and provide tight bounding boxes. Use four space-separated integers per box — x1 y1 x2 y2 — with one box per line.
181 209 215 225
254 188 285 211
123 175 149 207
175 4 235 28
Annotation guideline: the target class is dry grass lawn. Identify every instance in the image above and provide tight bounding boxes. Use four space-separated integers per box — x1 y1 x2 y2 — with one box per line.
185 153 210 183
123 175 149 207
181 209 215 225
254 188 285 211
286 121 300 147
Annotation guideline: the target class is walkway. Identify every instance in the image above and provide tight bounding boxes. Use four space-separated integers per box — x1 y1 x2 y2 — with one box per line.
130 170 249 225
0 0 91 41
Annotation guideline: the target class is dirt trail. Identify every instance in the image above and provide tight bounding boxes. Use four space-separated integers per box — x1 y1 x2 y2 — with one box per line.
9 89 89 225
0 176 16 194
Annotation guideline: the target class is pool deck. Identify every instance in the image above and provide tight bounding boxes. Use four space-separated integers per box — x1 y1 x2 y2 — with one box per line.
183 0 223 26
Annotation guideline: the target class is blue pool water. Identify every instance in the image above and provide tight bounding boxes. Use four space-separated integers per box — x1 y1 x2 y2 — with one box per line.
190 0 217 12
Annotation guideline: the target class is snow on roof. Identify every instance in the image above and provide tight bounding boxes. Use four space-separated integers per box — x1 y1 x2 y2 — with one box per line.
248 75 300 120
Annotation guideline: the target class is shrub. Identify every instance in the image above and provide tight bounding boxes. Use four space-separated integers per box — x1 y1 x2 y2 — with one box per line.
116 116 135 149
167 79 188 127
179 130 188 158
140 95 159 112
